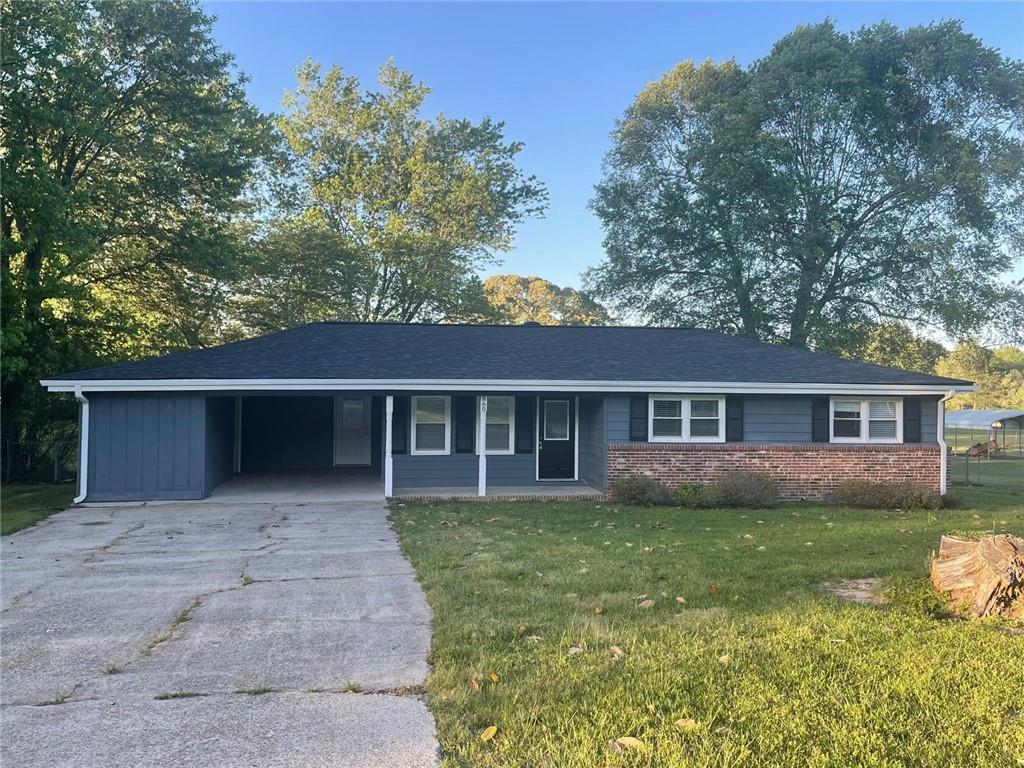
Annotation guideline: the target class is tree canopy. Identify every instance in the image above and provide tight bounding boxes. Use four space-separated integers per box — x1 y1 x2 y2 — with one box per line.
1 0 270 473
482 275 611 325
587 21 1024 351
232 61 547 329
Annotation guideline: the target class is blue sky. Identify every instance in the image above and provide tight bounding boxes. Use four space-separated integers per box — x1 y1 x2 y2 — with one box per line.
207 1 1024 288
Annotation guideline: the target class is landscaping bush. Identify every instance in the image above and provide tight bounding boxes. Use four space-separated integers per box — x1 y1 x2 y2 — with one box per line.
832 480 944 510
611 475 677 506
703 471 780 508
676 483 707 508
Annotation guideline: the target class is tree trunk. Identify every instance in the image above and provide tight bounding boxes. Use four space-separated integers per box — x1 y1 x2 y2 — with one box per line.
930 535 1024 619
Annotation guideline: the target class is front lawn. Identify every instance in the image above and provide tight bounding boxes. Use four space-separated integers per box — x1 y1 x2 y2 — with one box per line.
1 483 75 535
392 467 1023 768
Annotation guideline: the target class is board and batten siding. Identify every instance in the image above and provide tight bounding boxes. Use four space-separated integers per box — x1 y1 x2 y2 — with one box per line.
87 393 206 501
605 394 941 444
204 396 235 495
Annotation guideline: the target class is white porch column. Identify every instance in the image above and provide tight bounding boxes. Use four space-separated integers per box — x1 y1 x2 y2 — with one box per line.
477 396 487 497
384 395 394 497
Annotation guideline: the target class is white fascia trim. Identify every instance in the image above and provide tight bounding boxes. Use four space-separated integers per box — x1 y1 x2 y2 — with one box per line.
40 378 977 396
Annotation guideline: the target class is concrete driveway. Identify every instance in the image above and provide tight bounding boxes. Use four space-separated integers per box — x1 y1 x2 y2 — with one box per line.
0 501 438 768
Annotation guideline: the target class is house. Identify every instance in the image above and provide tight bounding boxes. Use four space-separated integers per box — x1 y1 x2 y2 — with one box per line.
41 322 973 503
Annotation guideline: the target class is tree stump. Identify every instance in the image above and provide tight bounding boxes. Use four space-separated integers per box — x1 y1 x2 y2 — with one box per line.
930 534 1024 619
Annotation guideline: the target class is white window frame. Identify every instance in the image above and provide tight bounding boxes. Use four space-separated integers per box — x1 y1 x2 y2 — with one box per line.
647 395 726 443
410 395 451 456
475 395 516 455
829 397 903 444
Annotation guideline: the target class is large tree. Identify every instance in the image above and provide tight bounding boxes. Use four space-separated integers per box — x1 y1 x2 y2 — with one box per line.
237 61 547 328
1 0 268 475
482 274 611 325
587 21 1024 350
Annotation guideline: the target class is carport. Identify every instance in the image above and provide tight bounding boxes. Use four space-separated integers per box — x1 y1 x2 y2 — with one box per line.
208 393 387 501
65 391 386 503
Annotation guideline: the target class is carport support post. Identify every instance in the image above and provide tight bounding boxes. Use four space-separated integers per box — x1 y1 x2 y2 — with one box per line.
384 395 394 497
478 396 487 497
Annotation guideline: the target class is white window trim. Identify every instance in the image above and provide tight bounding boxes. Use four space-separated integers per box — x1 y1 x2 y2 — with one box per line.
647 395 726 443
475 396 516 455
410 395 451 456
829 397 903 444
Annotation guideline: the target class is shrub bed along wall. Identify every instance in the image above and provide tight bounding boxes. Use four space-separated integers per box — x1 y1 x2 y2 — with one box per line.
606 443 941 501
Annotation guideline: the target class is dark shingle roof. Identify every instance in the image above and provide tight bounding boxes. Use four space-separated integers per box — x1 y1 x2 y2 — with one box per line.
48 322 970 386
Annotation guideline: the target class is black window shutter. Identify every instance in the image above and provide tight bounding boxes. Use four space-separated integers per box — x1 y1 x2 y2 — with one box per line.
391 396 408 454
515 396 534 454
811 397 830 443
903 397 922 443
725 396 744 442
454 396 476 453
629 396 648 442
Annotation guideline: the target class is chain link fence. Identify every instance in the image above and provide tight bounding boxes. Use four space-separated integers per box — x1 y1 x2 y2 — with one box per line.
3 440 78 484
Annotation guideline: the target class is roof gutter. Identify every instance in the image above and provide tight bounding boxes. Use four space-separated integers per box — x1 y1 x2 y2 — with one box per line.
73 385 89 504
39 378 977 396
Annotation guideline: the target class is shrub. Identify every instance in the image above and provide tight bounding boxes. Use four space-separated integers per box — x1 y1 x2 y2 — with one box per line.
703 471 779 508
676 483 707 508
832 480 944 510
611 475 677 506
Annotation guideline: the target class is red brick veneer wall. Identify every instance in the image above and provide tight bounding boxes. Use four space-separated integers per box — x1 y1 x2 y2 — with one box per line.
606 443 941 500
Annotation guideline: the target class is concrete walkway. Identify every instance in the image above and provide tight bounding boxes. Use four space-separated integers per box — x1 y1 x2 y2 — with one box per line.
0 502 438 768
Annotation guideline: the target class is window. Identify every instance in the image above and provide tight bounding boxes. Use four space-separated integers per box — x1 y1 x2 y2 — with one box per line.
543 400 570 440
648 396 725 442
411 396 450 455
830 398 902 443
832 400 862 438
477 396 515 455
689 399 720 437
651 398 683 438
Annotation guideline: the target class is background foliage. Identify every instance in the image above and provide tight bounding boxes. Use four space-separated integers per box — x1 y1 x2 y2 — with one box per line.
588 21 1024 350
3 5 1023 480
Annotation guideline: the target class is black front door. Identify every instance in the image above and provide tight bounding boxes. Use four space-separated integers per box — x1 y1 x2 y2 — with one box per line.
538 397 575 479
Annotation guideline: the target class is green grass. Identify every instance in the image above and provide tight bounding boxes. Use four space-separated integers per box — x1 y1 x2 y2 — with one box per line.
1 483 75 535
392 468 1023 768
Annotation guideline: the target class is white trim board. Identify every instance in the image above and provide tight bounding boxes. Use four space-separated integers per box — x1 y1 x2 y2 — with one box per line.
40 378 975 396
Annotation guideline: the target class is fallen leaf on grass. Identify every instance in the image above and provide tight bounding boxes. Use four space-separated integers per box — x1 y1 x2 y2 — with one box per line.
609 736 644 752
490 673 500 684
468 677 480 691
480 725 497 742
708 584 721 596
594 606 604 615
718 654 731 665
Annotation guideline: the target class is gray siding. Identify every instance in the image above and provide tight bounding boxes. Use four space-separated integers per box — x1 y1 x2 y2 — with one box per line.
393 453 537 489
743 395 813 443
87 393 206 502
204 397 235 495
921 396 939 443
579 395 606 490
605 396 631 442
606 394 940 444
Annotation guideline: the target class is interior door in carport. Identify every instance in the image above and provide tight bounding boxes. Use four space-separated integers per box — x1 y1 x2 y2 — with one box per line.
334 396 371 466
